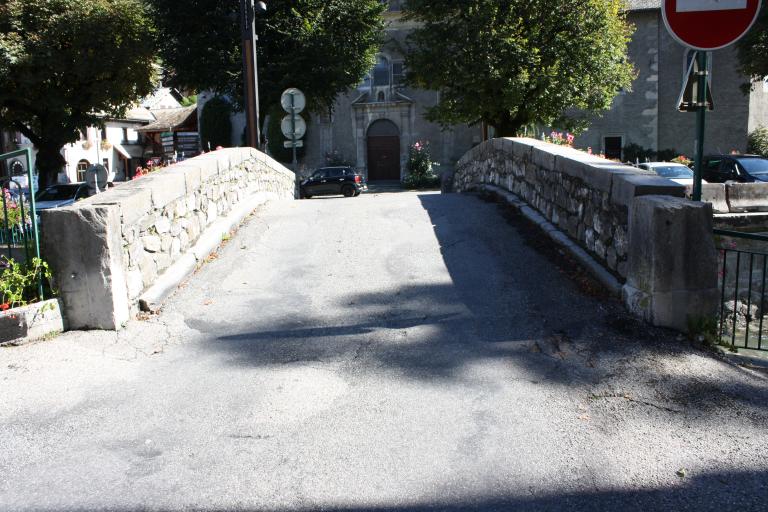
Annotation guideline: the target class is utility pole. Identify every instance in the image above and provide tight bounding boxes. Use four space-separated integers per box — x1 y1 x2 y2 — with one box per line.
240 1 266 150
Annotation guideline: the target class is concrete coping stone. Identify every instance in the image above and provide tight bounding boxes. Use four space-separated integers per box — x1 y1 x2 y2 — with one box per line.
76 186 154 226
0 299 65 346
611 173 686 208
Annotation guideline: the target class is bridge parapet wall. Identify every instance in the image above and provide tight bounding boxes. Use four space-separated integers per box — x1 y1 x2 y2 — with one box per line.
454 138 718 332
454 138 686 279
42 148 295 330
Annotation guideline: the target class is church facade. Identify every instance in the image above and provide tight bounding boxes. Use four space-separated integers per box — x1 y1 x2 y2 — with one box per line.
300 2 482 180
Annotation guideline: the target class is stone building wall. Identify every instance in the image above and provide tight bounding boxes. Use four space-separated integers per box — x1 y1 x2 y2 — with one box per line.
42 148 295 330
453 138 685 280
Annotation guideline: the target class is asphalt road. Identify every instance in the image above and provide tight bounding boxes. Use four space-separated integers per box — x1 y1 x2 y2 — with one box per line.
2 190 768 511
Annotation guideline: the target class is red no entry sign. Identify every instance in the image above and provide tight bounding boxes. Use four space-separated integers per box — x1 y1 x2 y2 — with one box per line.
663 0 763 50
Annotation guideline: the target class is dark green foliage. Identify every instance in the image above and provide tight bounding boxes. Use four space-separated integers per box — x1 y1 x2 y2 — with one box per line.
737 4 768 91
267 106 308 163
656 149 679 162
200 97 233 150
0 0 156 187
403 0 635 136
180 95 198 107
623 143 656 163
747 126 768 157
325 150 353 167
150 0 385 114
0 257 54 308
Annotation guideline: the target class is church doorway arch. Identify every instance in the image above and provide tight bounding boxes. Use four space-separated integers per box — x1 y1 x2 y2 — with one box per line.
366 119 400 181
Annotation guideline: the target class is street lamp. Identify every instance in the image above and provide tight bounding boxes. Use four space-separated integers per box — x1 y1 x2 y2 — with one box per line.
240 0 267 150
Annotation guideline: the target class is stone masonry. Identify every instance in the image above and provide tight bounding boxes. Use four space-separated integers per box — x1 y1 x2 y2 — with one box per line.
454 138 685 280
42 148 295 330
453 137 719 332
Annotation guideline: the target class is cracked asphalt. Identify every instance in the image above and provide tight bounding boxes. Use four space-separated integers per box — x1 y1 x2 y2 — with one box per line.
2 190 768 511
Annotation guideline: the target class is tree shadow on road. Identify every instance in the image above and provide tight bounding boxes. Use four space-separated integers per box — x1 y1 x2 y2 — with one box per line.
194 193 768 417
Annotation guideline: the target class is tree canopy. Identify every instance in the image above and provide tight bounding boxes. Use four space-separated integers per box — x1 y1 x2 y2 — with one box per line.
150 0 385 114
737 3 768 89
403 0 635 136
0 0 156 185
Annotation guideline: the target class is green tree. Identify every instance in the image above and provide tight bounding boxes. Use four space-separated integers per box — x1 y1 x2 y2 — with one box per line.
0 0 156 187
150 0 385 115
403 0 635 136
737 4 768 89
748 126 768 157
200 97 233 150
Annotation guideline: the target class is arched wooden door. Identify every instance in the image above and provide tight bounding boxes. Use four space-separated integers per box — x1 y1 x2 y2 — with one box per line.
367 120 401 181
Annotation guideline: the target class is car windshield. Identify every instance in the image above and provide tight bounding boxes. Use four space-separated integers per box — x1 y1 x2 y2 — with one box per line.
738 158 768 175
35 185 80 201
654 166 693 179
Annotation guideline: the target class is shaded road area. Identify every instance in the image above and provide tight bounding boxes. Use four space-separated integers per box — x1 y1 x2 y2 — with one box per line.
2 191 768 511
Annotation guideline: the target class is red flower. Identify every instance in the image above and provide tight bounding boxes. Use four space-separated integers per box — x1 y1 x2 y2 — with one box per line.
0 303 10 311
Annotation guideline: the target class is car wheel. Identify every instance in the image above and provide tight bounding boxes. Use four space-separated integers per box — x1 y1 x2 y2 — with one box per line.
342 185 355 198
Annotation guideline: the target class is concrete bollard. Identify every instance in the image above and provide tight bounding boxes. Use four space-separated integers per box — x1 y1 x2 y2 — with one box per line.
622 195 719 332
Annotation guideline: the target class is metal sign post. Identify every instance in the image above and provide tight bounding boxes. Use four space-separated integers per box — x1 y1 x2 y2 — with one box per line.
692 51 709 202
291 94 298 174
663 0 762 201
280 88 307 198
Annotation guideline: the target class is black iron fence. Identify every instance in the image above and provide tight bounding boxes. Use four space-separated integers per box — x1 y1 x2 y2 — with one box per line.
714 229 768 352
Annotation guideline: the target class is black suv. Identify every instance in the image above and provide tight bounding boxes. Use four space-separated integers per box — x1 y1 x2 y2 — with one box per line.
702 155 768 183
300 166 368 198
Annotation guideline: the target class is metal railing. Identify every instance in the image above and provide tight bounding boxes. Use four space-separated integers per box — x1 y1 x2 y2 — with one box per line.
0 148 43 298
714 229 768 351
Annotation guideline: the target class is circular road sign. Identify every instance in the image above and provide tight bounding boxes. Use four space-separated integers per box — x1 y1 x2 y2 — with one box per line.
281 114 307 139
86 164 109 192
281 88 306 114
663 0 762 51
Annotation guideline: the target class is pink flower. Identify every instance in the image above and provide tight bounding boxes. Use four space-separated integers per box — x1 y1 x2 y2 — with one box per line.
587 147 593 155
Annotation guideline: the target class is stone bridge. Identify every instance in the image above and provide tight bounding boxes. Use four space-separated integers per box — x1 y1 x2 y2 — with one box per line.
3 142 767 510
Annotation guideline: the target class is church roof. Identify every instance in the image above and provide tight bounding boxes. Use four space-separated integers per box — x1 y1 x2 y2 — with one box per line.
136 105 198 133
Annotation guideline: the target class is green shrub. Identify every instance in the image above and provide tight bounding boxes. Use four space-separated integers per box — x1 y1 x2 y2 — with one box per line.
623 143 656 163
747 126 768 157
0 257 54 310
403 173 441 189
403 141 441 189
656 148 678 162
200 96 233 150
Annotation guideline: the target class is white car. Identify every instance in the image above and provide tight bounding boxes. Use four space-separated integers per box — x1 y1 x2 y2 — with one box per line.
638 162 708 186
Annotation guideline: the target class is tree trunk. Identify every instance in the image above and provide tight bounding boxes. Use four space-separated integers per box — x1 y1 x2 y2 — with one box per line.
491 115 523 138
35 141 65 190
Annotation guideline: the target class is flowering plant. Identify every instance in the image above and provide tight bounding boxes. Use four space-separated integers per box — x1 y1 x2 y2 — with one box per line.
671 155 692 167
404 141 441 189
0 257 54 310
1 188 32 228
545 131 575 147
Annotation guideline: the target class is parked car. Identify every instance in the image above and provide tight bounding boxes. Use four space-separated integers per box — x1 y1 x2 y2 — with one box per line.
34 183 90 210
300 166 368 198
701 155 768 183
637 162 707 186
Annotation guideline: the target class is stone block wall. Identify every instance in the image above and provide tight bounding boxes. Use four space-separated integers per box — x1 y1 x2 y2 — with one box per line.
454 137 720 332
42 148 295 330
454 138 685 280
